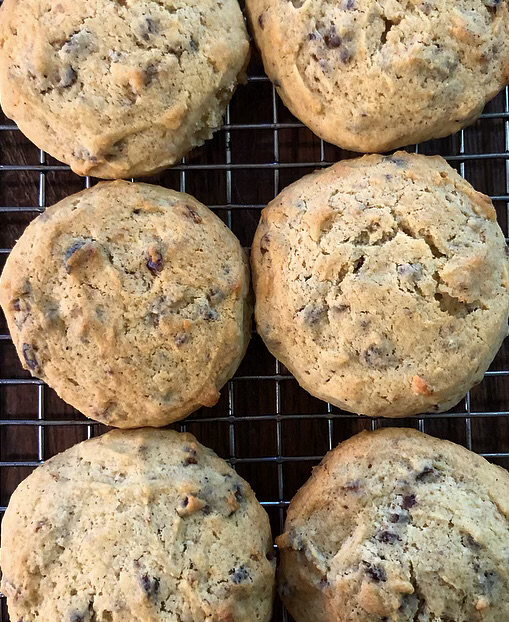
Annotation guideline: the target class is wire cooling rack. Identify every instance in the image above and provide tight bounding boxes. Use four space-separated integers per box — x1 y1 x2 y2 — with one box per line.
1 11 509 622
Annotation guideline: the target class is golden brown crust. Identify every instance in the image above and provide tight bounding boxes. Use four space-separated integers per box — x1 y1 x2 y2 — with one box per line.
0 0 250 178
0 181 251 427
252 153 509 417
246 0 509 152
0 429 275 622
278 428 509 622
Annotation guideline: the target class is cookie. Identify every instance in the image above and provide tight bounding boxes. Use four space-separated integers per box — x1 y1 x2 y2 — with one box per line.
277 427 509 622
246 0 509 153
0 428 275 622
251 152 509 417
0 181 251 428
0 0 249 178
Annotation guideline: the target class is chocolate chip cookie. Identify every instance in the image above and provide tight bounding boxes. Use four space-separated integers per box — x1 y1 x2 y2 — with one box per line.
277 427 509 622
0 181 251 427
252 152 509 417
0 428 275 622
246 0 509 152
0 0 249 178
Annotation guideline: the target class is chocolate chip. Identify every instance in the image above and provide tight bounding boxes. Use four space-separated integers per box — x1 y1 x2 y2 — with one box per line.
353 256 365 273
402 494 417 510
415 466 440 482
308 32 317 40
140 574 160 597
389 513 401 523
389 156 406 167
318 578 330 589
341 480 361 492
141 18 158 40
147 247 164 275
340 48 353 63
233 484 244 503
324 25 341 48
60 66 77 88
183 204 202 224
12 294 31 329
258 12 265 28
230 565 249 584
144 64 158 86
304 305 326 325
260 233 270 254
65 239 87 264
364 563 387 582
378 531 401 544
22 344 40 372
462 533 481 550
175 334 189 347
183 446 198 465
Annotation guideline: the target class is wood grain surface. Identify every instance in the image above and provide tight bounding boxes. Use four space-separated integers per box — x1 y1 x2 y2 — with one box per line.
1 40 509 622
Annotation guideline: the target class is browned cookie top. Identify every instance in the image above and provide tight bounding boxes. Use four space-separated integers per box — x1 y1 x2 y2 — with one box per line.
246 0 509 152
0 0 249 178
252 153 509 417
277 428 509 622
1 429 275 622
0 181 251 427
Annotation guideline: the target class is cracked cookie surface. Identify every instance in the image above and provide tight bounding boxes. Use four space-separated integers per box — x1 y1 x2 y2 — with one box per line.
0 181 251 427
251 152 509 417
0 428 275 622
277 427 509 622
0 0 249 178
246 0 509 152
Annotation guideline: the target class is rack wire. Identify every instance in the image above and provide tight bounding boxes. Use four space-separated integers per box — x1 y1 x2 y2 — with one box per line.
1 28 509 622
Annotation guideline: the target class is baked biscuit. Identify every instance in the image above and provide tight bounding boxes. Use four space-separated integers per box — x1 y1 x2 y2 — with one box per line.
0 0 249 178
277 427 509 622
0 181 251 427
1 428 275 622
246 0 509 152
252 153 509 417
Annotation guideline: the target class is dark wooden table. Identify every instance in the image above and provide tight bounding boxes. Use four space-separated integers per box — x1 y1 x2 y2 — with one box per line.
1 42 509 622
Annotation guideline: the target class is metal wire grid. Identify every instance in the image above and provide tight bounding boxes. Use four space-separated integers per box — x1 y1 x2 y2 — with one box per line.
0 25 508 621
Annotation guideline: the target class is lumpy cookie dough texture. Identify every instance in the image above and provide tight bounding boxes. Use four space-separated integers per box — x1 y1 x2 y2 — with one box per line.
277 428 509 622
0 0 249 178
0 181 251 428
246 0 509 153
0 428 276 622
252 153 509 417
